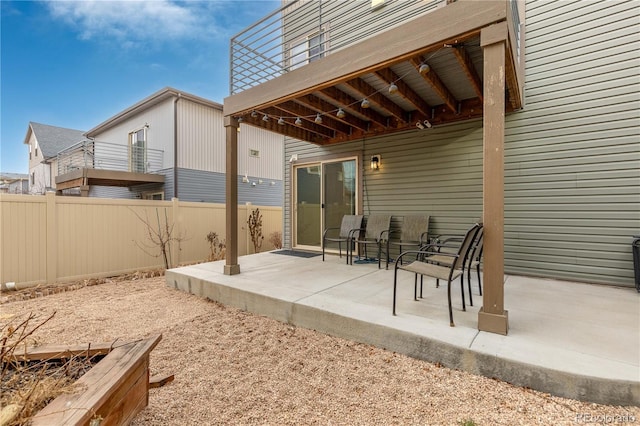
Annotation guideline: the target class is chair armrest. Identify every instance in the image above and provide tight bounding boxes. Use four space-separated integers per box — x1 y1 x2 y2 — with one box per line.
379 229 391 241
322 227 341 239
347 227 365 240
395 249 459 266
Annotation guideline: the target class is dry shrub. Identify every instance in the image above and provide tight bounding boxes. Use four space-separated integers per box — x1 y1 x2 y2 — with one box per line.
268 231 283 249
206 232 227 261
0 312 96 425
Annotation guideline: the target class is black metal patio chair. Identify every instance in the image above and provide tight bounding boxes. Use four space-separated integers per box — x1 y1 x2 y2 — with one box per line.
392 222 482 327
352 214 392 268
322 215 363 264
386 215 430 269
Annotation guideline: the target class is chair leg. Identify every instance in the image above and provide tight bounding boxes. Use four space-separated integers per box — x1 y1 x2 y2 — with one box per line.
447 279 455 327
338 242 342 259
393 267 399 315
377 243 382 269
413 274 418 301
460 275 466 311
477 265 482 295
419 275 424 299
467 267 473 306
322 240 325 262
467 266 474 307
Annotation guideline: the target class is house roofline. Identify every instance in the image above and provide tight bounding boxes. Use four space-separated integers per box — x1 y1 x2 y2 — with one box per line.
85 87 223 137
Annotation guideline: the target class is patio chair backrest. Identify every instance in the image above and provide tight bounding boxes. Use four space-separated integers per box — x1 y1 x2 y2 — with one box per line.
339 215 363 238
364 215 392 240
453 223 483 270
470 228 484 261
400 215 430 242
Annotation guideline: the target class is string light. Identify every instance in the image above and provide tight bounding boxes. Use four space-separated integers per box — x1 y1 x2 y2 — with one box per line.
246 48 445 126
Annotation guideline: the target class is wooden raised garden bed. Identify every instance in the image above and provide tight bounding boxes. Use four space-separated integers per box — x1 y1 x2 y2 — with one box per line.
18 334 161 426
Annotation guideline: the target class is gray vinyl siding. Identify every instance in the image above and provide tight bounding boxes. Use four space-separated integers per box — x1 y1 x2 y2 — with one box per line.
283 1 639 286
503 0 640 286
89 186 138 199
283 122 485 252
177 168 283 206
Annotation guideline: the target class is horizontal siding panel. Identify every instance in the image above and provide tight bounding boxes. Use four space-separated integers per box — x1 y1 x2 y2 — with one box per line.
505 159 640 177
279 0 639 286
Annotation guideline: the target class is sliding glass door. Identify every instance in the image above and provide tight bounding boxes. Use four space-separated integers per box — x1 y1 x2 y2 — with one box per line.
293 158 357 250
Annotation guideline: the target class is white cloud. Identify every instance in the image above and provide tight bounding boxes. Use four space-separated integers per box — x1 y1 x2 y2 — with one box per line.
44 0 222 45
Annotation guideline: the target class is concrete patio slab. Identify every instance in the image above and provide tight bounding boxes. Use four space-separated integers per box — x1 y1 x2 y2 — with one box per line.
166 251 640 406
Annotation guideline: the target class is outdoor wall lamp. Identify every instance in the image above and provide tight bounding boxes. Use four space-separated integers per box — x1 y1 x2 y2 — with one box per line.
370 154 381 171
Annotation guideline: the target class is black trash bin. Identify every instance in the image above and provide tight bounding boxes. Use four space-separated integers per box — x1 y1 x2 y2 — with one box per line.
633 235 640 293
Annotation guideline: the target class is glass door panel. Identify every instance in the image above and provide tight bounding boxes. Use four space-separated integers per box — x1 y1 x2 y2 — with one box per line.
293 158 357 250
323 160 356 232
295 165 322 247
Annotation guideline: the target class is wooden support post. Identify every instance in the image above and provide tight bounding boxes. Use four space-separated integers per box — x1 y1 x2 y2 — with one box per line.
478 23 509 335
224 116 240 275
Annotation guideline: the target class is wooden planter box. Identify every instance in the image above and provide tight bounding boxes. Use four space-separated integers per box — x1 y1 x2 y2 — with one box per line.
17 334 162 426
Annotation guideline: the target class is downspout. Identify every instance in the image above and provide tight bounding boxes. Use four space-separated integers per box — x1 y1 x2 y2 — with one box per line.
173 93 181 198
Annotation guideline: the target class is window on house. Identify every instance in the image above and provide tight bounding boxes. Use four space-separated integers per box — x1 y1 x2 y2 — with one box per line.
31 172 34 185
249 149 260 158
129 128 147 173
143 191 164 200
289 30 326 71
35 147 38 157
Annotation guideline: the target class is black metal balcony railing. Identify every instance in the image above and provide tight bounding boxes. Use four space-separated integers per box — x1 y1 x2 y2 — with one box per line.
229 0 447 95
230 0 522 96
56 140 164 175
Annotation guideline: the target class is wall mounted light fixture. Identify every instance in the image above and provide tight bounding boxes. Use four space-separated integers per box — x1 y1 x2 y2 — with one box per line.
370 154 381 171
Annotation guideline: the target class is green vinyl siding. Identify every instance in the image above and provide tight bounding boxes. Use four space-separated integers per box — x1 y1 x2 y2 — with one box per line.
283 0 639 287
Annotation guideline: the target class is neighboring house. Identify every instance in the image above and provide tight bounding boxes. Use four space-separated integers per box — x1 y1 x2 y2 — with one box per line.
222 0 639 333
0 173 29 194
53 87 283 204
23 122 86 194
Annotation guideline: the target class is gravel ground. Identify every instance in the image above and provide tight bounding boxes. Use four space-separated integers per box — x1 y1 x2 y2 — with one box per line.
1 276 638 425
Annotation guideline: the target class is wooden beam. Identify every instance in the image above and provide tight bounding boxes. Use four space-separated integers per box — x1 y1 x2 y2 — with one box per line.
296 94 368 132
277 98 351 135
54 177 84 191
264 106 331 141
410 57 459 113
344 77 407 123
451 46 484 102
374 67 431 116
320 86 389 129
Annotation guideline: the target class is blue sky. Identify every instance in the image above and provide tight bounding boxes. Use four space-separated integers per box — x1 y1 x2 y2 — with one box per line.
1 0 279 174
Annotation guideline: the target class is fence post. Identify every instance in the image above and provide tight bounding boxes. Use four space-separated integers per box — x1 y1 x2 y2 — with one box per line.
46 191 58 283
172 197 180 267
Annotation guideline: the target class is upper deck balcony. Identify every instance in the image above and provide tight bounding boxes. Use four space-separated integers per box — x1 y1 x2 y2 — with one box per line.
55 140 165 194
226 0 525 145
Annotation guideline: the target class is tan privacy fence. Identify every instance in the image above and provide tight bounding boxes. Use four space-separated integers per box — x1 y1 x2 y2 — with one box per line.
0 193 282 287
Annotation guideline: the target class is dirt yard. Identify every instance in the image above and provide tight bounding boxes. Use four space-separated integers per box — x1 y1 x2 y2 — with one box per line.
1 276 637 425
